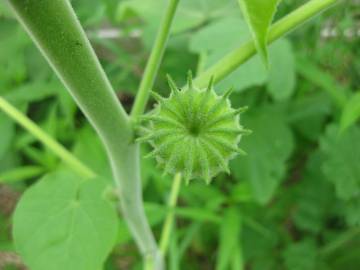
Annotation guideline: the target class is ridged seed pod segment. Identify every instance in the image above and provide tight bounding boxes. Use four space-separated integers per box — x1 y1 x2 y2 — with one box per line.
138 71 250 184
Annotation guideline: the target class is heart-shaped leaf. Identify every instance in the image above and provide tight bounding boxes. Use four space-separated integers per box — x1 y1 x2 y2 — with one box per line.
13 170 118 270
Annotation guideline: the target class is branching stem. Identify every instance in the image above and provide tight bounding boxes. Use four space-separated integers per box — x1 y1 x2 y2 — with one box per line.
193 0 339 88
7 0 160 268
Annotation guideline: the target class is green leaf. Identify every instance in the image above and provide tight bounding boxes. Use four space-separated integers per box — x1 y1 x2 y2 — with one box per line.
237 0 280 65
292 151 335 233
0 23 29 88
230 107 294 204
116 0 238 49
267 39 296 100
230 181 253 203
72 126 111 178
343 199 360 226
117 0 238 35
287 92 332 141
0 1 12 17
340 92 360 132
242 223 277 270
283 239 318 270
216 207 242 270
72 0 106 27
321 125 360 201
13 171 118 270
189 17 294 93
189 17 267 92
320 125 360 225
175 0 238 34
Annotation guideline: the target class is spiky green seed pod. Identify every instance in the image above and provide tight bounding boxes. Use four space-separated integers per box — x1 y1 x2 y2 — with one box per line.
138 72 249 184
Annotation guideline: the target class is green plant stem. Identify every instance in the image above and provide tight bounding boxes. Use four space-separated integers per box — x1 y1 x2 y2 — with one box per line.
0 97 95 178
130 0 180 120
160 173 182 256
0 166 46 183
8 0 161 268
320 227 360 257
193 0 339 88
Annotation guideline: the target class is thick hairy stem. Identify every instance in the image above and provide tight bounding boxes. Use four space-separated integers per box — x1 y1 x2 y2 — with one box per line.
131 0 180 120
193 0 340 88
7 0 161 268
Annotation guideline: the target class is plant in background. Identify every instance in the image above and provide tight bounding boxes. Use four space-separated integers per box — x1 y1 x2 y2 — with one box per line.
0 0 343 270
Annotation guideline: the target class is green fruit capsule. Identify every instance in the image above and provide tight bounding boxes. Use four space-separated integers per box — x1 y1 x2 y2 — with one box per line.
138 71 249 184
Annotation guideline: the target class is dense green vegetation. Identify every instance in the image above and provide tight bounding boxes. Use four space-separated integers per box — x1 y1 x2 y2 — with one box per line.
0 0 359 269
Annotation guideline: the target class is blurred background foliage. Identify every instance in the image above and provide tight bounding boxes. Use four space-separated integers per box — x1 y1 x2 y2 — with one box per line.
0 0 359 269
